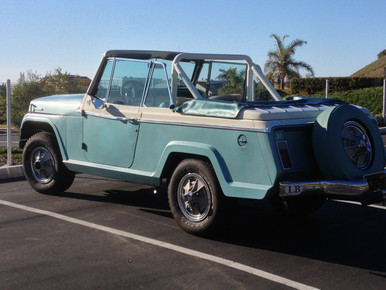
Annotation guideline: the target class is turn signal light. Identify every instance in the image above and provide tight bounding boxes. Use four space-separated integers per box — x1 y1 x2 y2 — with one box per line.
277 141 293 169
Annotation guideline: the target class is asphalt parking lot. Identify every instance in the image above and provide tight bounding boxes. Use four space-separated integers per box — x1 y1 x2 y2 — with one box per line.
1 174 386 289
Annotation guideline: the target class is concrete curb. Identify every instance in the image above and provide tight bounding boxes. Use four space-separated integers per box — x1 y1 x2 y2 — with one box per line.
0 165 24 181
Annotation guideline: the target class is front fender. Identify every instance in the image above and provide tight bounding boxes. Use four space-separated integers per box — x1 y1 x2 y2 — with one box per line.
20 113 68 160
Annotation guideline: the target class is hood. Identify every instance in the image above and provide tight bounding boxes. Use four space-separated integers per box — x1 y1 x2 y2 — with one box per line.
29 94 84 115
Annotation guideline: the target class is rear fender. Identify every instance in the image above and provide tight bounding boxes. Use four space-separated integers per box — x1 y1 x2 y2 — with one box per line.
156 140 231 182
156 141 271 199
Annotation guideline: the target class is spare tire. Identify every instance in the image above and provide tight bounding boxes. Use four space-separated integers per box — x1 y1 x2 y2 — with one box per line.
312 104 384 180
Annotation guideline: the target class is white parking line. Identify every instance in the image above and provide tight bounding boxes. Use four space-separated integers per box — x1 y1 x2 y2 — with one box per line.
0 199 319 290
336 200 386 210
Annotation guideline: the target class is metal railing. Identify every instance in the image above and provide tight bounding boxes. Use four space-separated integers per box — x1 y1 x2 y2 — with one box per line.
5 80 12 166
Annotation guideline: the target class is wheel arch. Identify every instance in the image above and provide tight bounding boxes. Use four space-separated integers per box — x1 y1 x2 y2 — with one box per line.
157 141 231 191
160 152 212 181
20 119 68 160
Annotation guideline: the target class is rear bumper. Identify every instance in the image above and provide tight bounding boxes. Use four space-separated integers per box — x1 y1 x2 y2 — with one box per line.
279 171 386 205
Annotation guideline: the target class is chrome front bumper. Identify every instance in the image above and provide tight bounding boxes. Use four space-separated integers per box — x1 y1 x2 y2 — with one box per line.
279 171 386 204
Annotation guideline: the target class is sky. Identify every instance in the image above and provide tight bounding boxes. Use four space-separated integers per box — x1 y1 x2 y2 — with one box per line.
0 0 385 83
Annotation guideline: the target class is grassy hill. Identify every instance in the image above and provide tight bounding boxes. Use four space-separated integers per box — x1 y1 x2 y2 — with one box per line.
352 50 386 77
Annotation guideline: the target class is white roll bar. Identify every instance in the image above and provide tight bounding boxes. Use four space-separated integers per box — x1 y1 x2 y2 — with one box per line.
171 53 282 103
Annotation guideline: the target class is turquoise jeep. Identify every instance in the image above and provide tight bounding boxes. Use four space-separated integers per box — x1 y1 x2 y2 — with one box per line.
20 51 386 234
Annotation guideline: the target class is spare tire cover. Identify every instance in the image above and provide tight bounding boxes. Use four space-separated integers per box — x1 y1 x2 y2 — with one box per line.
312 104 384 180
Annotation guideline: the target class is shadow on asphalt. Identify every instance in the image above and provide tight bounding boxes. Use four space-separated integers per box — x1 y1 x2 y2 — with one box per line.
62 181 386 275
221 200 386 275
62 188 170 211
0 176 25 183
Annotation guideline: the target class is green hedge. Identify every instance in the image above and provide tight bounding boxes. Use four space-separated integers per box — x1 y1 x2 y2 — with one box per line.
290 77 383 95
0 148 23 159
329 86 383 115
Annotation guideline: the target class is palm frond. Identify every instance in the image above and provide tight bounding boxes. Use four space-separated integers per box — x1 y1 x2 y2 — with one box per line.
290 61 315 76
264 34 314 89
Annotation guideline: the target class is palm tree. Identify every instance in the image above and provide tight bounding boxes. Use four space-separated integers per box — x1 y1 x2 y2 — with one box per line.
264 34 314 90
217 68 245 94
217 68 244 87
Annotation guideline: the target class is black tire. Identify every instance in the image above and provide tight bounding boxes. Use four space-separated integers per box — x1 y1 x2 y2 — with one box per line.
313 104 384 180
168 159 231 235
23 132 75 194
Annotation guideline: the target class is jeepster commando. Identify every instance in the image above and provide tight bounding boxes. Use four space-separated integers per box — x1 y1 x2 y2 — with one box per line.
20 50 386 234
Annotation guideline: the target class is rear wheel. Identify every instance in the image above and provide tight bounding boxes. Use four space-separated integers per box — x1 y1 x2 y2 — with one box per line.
23 132 75 194
168 159 231 235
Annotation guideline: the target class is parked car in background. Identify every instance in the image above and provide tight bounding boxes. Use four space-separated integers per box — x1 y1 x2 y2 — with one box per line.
20 50 386 234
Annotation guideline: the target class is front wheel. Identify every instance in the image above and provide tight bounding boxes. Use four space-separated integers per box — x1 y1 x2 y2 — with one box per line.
168 159 231 235
23 132 75 194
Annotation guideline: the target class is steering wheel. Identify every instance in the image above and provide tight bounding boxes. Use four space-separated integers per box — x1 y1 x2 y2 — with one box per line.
121 80 143 105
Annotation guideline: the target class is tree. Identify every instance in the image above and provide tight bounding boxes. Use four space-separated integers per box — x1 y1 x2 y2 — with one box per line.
0 83 6 124
378 49 386 59
10 68 86 127
0 83 5 96
264 34 314 90
11 71 45 127
41 67 85 95
217 68 245 95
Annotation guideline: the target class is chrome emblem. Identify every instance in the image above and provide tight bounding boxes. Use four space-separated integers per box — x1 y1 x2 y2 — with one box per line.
237 135 247 147
285 184 303 195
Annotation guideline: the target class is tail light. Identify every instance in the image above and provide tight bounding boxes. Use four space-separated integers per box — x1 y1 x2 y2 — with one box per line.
277 141 293 169
275 130 293 169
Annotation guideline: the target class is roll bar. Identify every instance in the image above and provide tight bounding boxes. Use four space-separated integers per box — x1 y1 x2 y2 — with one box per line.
171 53 282 103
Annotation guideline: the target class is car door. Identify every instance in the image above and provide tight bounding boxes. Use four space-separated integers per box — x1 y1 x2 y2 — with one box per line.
81 58 150 168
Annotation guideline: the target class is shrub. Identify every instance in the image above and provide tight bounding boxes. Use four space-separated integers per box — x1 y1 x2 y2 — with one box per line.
290 77 383 95
329 86 383 115
374 114 386 127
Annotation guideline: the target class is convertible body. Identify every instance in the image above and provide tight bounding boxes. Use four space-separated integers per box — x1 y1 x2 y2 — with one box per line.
20 51 386 234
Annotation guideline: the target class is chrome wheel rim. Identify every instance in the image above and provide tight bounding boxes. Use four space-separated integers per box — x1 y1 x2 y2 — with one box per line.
177 173 211 222
342 121 372 169
30 147 55 183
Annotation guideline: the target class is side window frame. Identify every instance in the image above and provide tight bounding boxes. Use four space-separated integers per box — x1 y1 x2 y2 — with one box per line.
93 57 173 108
95 58 115 101
142 61 173 108
107 58 151 106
